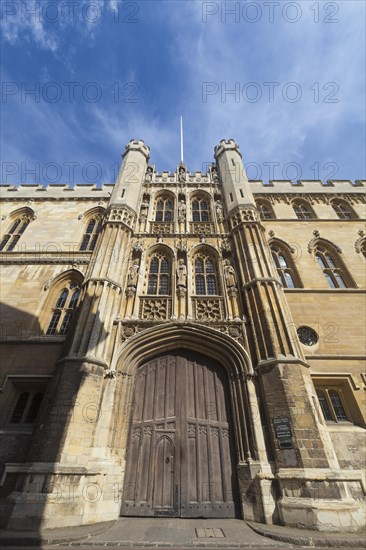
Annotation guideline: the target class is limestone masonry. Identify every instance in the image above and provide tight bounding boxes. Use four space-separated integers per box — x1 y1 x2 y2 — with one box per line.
0 139 365 532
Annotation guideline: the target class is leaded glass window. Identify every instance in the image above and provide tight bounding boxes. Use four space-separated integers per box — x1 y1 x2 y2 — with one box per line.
316 388 349 422
257 201 275 220
46 284 81 335
147 255 171 295
293 201 315 220
192 197 210 222
194 256 218 295
80 215 103 251
315 247 349 288
155 197 174 222
271 244 300 288
332 201 357 220
0 213 31 252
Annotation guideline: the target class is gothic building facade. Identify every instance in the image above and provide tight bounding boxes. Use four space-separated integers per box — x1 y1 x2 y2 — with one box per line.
0 139 365 532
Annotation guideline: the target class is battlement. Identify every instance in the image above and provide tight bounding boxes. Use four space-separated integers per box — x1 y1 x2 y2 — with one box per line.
214 138 242 159
0 178 364 200
123 139 150 160
249 179 365 194
0 183 113 200
150 170 211 184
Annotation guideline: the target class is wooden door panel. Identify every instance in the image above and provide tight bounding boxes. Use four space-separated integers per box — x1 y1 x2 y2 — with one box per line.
153 435 174 509
121 350 238 518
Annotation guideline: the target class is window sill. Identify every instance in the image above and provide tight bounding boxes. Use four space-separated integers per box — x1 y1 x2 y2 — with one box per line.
325 422 365 432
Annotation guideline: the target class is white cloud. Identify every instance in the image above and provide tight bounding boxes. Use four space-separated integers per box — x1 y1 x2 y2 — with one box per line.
1 0 58 51
162 1 365 174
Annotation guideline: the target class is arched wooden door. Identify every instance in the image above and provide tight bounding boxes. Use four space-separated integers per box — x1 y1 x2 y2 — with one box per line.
121 349 239 518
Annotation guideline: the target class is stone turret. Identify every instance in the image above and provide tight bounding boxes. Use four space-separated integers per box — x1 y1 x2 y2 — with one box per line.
214 139 255 212
109 139 150 211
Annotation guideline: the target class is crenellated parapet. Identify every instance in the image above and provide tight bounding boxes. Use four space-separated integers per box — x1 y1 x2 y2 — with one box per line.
0 183 112 201
214 138 242 159
123 139 150 160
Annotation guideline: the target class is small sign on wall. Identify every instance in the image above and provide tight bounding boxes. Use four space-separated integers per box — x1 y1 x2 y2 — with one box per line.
273 417 293 449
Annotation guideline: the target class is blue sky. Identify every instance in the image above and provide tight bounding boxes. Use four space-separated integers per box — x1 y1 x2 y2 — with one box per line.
1 0 365 185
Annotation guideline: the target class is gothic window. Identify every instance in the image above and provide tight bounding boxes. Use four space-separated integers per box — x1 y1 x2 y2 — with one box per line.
270 243 301 288
192 197 211 222
147 254 171 295
194 255 218 295
315 245 353 288
155 196 174 222
0 210 32 252
46 283 81 335
10 391 44 424
293 200 316 220
316 388 349 422
257 200 275 220
331 200 357 220
80 214 103 251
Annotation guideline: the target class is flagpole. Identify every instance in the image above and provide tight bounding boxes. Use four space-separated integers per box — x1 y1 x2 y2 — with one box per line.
180 115 184 163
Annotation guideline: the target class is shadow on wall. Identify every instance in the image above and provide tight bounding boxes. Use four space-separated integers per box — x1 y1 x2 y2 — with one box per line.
0 300 109 531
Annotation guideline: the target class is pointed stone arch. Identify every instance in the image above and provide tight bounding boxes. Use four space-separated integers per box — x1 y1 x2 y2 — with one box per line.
40 269 84 335
112 322 258 473
268 237 303 288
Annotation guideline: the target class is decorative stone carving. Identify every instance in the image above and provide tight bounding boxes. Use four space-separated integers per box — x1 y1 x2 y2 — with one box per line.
178 165 186 182
228 325 241 339
223 259 237 288
126 287 136 299
230 205 260 227
220 237 232 253
215 200 224 222
176 259 187 288
43 278 52 291
104 368 116 379
308 230 342 254
178 200 186 222
176 239 187 252
127 261 139 287
140 298 171 320
193 298 224 321
145 165 153 182
133 240 143 252
108 204 135 227
190 222 214 235
123 325 136 339
211 164 219 183
139 201 149 219
151 222 173 235
355 230 365 253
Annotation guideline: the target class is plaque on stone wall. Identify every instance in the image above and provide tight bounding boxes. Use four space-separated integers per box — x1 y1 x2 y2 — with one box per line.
273 417 293 449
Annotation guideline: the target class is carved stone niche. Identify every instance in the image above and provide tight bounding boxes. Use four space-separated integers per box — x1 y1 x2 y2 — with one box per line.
132 239 144 254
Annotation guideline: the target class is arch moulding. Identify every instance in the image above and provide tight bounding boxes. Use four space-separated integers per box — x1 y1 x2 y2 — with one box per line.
113 322 253 378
